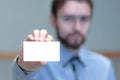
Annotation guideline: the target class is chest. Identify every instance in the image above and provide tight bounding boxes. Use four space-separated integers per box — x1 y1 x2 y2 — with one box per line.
37 62 107 80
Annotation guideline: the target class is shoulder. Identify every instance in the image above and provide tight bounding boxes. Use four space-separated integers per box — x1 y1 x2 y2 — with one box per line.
82 48 112 68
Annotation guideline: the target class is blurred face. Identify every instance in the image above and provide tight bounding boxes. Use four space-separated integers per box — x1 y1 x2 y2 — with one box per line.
53 1 92 49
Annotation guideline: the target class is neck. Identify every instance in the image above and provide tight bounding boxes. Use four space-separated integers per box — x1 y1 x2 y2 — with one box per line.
66 47 79 56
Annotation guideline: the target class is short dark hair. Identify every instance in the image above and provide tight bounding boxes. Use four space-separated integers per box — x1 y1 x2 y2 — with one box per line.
51 0 93 17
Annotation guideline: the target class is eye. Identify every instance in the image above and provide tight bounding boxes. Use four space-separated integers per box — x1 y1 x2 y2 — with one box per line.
80 16 90 23
64 17 74 22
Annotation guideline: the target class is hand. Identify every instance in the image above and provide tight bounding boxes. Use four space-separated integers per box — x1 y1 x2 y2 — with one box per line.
17 29 53 71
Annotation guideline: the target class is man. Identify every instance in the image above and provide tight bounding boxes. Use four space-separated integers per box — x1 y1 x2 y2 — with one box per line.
13 0 115 80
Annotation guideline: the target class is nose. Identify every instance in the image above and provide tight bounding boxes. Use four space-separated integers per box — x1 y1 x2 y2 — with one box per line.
74 20 81 31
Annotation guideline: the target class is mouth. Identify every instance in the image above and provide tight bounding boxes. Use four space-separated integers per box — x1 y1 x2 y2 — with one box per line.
69 34 81 39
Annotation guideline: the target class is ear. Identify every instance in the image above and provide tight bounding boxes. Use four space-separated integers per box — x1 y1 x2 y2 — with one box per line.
49 14 57 28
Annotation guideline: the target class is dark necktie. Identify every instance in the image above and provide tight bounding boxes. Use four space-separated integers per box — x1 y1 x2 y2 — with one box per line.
70 56 80 80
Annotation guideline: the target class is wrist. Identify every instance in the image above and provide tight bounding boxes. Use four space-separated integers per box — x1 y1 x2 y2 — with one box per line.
17 57 32 73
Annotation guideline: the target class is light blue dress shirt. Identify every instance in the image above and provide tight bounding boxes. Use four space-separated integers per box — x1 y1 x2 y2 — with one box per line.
12 44 115 80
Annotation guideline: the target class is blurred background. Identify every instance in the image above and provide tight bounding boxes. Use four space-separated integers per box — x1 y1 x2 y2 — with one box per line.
0 0 120 80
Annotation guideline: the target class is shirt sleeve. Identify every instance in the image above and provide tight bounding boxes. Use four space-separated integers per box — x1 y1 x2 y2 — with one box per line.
108 62 116 80
12 57 40 80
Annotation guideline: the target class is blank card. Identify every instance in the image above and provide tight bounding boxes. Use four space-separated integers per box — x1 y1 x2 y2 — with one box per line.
23 41 60 61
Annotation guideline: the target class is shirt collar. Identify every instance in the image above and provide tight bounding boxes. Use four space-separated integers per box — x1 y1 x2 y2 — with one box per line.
60 44 87 67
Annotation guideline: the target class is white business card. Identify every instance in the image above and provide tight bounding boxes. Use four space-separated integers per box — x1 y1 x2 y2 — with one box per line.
23 41 60 61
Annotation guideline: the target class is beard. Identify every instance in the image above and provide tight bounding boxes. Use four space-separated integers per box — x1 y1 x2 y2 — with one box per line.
56 28 86 50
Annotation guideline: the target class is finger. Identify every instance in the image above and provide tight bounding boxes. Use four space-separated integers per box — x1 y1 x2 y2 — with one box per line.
33 29 40 41
40 61 47 65
39 29 47 41
45 35 53 42
25 34 34 41
35 61 47 66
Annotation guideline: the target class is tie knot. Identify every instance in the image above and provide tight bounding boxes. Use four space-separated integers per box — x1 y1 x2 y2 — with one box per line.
63 56 80 67
70 56 79 62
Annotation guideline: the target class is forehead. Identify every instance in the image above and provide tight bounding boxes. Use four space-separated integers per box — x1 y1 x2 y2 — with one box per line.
57 0 91 16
